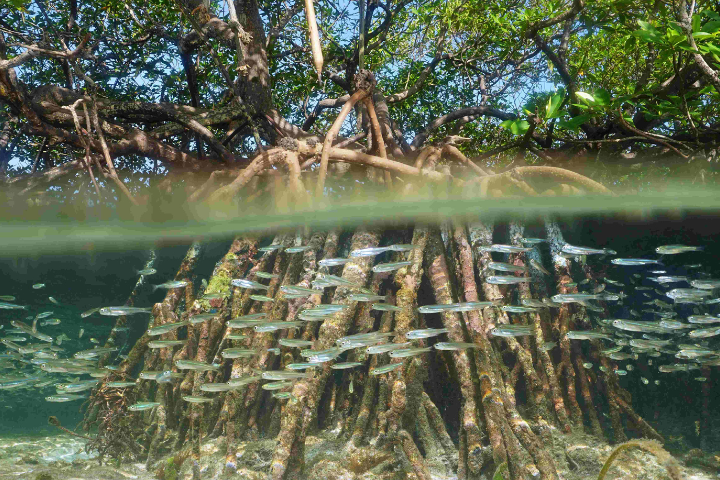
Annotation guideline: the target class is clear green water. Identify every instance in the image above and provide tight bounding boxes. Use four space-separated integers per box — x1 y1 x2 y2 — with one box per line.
1 193 720 470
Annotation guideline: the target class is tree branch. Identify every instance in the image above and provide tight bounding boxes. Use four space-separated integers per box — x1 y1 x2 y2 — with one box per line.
411 106 514 149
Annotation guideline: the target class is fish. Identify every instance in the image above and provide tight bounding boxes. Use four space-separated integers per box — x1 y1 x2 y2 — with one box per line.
566 330 613 340
278 338 314 348
183 396 214 403
688 315 720 324
490 325 534 337
530 259 551 275
262 371 311 380
612 320 670 334
0 295 15 301
583 362 593 369
366 342 411 354
688 326 720 338
521 238 546 244
286 246 311 253
39 318 61 326
649 276 688 284
254 321 305 332
267 348 280 354
487 276 531 285
46 394 86 402
262 381 294 390
137 268 157 275
561 244 616 255
312 274 363 288
655 245 703 254
0 301 27 310
489 262 528 273
318 258 351 267
405 328 449 339
221 348 258 359
255 272 280 279
690 279 720 290
152 280 189 291
539 341 557 351
666 288 712 300
552 293 619 303
128 402 160 411
106 381 137 388
389 347 432 358
285 363 322 370
250 294 275 302
501 305 538 313
272 392 294 399
372 261 413 273
349 247 392 257
147 320 189 336
81 307 101 318
370 363 404 375
417 302 494 314
258 244 283 252
371 303 403 311
478 244 533 253
348 293 386 302
232 279 270 290
280 285 322 296
148 340 186 349
616 370 627 376
175 360 220 371
434 342 477 350
611 258 662 266
99 306 152 316
389 244 421 252
226 333 249 340
189 313 218 324
200 383 234 392
33 284 45 289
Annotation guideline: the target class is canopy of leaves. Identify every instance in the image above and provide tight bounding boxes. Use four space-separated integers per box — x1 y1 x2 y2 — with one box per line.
1 0 719 211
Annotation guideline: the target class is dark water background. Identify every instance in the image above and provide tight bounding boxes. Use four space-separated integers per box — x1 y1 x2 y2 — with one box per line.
1 211 719 454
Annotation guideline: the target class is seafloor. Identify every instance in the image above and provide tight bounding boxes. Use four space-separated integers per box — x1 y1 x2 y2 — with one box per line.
2 426 718 480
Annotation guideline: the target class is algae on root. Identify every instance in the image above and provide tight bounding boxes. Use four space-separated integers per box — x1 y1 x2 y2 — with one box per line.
597 439 682 480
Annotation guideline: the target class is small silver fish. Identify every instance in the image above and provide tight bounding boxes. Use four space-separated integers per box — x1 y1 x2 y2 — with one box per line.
655 245 703 255
152 280 189 291
137 268 157 275
32 284 45 289
232 278 269 290
530 259 550 275
100 306 152 316
286 246 311 253
350 247 392 257
371 303 403 311
318 258 351 267
611 258 662 266
372 261 413 273
128 402 160 411
434 342 477 350
487 276 531 285
405 328 449 339
255 272 280 279
48 297 60 305
258 244 283 252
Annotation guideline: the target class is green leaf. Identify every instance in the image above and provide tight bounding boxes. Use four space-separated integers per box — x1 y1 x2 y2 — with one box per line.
545 92 564 119
692 14 702 33
510 120 530 135
633 30 661 43
693 32 714 40
558 114 592 131
637 20 655 31
575 92 595 104
499 120 514 130
594 88 611 106
702 20 720 33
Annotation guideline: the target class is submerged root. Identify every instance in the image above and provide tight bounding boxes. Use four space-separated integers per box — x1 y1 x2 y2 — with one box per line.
597 439 682 480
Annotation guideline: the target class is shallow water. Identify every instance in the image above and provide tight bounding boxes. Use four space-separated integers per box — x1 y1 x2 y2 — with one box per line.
2 206 720 478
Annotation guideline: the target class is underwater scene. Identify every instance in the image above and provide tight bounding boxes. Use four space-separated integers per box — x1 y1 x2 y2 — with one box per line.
2 211 720 480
